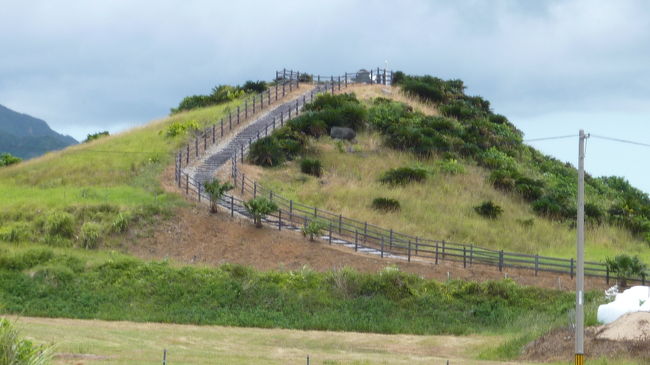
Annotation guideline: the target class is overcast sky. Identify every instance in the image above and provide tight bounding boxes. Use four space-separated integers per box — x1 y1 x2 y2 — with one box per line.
1 0 649 192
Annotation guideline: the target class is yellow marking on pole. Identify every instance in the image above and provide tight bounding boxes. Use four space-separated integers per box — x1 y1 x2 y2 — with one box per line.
575 353 584 365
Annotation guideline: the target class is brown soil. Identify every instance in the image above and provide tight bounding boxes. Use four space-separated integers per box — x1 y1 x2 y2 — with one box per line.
522 325 650 363
128 167 611 291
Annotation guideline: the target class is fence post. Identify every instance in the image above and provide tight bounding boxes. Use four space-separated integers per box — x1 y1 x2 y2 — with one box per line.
383 68 387 85
273 116 276 130
230 196 234 217
278 210 282 231
535 254 539 276
329 222 332 244
236 107 239 126
280 111 284 126
389 229 393 250
314 207 318 218
240 144 244 163
185 174 189 195
254 182 257 198
415 236 419 255
245 100 248 119
289 80 293 92
204 134 207 151
283 68 286 79
289 200 293 222
435 242 439 264
463 246 467 268
370 69 373 84
275 84 278 100
442 240 446 260
499 250 504 272
380 236 384 258
606 266 609 285
283 82 286 97
212 124 215 144
163 349 167 365
338 76 341 90
355 230 358 251
198 183 201 202
241 174 245 194
570 258 574 279
330 76 334 93
364 222 368 242
269 191 273 201
295 100 299 114
408 240 411 262
338 214 342 234
195 138 198 157
470 245 473 266
253 96 256 114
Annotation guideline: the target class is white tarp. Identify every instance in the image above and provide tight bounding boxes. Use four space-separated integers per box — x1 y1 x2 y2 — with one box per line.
597 285 650 324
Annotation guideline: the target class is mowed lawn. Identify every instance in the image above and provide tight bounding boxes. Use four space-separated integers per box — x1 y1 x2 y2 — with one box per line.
10 316 541 365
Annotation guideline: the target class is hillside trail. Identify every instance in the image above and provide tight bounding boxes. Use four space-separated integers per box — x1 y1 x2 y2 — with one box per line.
183 84 319 185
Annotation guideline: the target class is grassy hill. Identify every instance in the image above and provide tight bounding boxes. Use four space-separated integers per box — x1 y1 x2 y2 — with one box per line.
0 100 241 248
244 83 649 263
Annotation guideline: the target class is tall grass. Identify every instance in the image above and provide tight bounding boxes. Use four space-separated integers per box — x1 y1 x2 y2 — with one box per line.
255 133 647 262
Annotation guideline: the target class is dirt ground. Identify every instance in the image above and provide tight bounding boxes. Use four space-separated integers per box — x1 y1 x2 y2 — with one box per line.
130 167 612 291
522 325 650 363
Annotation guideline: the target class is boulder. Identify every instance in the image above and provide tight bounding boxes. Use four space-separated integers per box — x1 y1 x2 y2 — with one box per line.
330 127 356 141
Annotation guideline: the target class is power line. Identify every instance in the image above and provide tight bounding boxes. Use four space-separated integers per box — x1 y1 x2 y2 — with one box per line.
523 134 578 143
590 134 650 149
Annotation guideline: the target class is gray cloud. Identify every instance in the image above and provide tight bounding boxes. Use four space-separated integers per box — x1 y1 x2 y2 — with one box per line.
1 0 649 190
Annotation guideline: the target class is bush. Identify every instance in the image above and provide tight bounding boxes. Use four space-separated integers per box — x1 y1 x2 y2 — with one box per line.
80 221 102 249
379 167 427 185
372 197 401 212
112 212 132 233
45 211 75 238
489 169 518 191
203 179 234 213
605 254 647 288
514 177 544 202
0 222 31 242
84 131 109 143
241 80 267 93
0 318 53 364
532 196 574 220
300 158 322 177
391 70 406 85
0 153 21 167
171 94 214 114
163 120 200 138
584 203 604 225
302 220 327 241
474 201 503 219
243 197 278 228
248 137 285 167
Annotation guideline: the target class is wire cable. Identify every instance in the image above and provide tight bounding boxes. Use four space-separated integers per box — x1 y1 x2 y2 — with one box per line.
523 134 578 143
591 134 650 149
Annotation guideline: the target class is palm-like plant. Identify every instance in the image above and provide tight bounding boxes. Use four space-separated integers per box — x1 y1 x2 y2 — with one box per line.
0 318 52 365
243 197 278 228
203 179 234 213
302 220 327 241
605 254 647 288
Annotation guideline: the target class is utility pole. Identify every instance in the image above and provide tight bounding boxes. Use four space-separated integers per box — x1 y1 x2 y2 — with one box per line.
575 129 588 365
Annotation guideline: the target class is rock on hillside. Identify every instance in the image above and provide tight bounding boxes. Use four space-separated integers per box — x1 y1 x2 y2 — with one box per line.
0 104 77 159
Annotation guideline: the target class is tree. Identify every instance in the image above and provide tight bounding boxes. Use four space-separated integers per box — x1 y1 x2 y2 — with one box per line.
203 179 233 213
605 254 647 288
0 153 21 167
243 197 278 228
302 220 327 242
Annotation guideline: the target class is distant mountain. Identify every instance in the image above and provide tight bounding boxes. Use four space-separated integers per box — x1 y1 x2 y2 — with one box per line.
0 104 77 159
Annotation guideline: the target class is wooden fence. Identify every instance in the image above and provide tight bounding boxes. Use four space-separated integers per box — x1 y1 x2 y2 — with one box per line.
175 68 642 287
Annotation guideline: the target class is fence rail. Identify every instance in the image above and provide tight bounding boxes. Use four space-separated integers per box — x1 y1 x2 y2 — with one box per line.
175 68 642 287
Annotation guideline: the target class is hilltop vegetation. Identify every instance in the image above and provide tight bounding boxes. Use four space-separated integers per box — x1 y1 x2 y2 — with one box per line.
248 85 648 261
171 80 267 114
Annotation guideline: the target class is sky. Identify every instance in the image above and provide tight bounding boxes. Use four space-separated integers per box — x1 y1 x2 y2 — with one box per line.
1 0 649 192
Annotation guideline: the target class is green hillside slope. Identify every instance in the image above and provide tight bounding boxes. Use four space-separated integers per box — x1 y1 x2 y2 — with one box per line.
245 83 649 263
0 101 240 248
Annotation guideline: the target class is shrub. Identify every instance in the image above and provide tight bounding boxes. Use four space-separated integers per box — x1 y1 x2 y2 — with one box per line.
84 131 109 143
514 177 544 202
532 196 574 220
300 158 322 177
379 167 427 185
605 254 647 288
243 197 278 228
210 85 245 104
45 211 75 238
0 222 31 242
163 120 200 137
479 147 516 170
0 318 53 364
248 137 285 167
171 94 214 114
489 169 518 191
391 70 406 84
584 203 604 225
203 179 234 213
112 212 132 233
474 201 503 219
302 220 327 241
0 153 21 167
372 197 401 212
241 80 267 93
80 221 102 249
